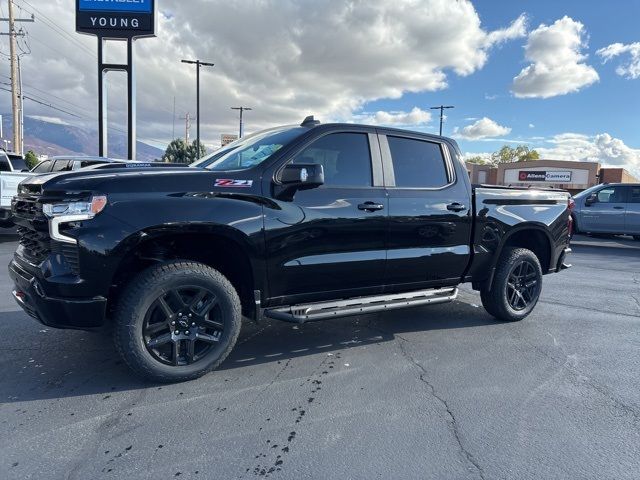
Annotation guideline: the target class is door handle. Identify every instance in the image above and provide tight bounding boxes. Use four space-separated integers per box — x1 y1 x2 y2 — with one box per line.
358 202 385 212
613 206 625 210
447 202 467 212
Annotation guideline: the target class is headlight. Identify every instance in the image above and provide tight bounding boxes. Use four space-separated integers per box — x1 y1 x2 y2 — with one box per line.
43 195 108 219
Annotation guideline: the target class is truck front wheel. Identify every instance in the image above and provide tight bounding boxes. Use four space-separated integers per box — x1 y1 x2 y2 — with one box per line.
113 261 241 383
480 248 543 322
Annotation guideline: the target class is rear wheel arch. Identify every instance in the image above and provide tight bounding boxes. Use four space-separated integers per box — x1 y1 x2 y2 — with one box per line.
485 225 553 290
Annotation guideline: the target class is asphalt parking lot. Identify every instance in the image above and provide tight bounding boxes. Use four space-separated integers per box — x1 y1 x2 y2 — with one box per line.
0 234 639 480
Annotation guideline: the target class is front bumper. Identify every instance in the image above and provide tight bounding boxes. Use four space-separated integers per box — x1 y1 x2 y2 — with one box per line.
9 260 107 330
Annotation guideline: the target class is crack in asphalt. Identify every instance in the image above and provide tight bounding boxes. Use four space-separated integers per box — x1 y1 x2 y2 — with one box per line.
396 338 486 480
515 333 640 425
362 317 485 480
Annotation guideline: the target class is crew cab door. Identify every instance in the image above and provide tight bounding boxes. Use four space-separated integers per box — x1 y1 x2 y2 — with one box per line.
581 185 627 233
263 129 388 303
625 186 640 235
379 133 472 289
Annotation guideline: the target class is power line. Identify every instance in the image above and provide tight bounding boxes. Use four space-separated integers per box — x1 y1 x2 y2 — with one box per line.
0 85 80 117
13 0 94 58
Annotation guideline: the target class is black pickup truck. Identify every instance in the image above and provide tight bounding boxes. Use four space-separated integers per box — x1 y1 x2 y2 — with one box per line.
9 117 572 382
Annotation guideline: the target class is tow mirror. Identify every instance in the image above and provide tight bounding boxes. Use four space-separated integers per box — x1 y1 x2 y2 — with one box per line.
275 163 324 200
585 193 597 206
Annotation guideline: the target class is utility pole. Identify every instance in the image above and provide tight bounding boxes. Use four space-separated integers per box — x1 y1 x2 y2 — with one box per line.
181 59 214 157
172 96 176 139
17 53 23 154
2 1 34 155
430 105 455 136
231 107 252 138
182 113 191 144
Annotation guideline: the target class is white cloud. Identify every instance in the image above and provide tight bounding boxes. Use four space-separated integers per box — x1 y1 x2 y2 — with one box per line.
528 123 535 128
9 0 527 148
512 16 599 98
356 107 431 127
484 93 499 100
454 117 511 140
484 14 528 47
537 132 640 176
596 42 640 79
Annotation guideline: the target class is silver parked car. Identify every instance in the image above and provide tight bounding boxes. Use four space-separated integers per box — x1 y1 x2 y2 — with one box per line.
30 156 136 174
572 183 640 240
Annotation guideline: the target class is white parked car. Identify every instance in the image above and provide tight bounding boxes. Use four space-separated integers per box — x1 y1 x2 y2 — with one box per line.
0 151 33 227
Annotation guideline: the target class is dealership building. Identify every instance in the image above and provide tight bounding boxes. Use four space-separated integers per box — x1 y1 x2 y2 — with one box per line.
466 159 639 194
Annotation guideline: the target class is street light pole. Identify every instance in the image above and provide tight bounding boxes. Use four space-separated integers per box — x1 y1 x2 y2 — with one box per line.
181 59 214 157
430 105 455 136
231 107 252 138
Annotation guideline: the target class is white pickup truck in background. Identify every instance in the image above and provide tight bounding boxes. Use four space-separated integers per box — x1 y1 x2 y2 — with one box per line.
0 151 33 227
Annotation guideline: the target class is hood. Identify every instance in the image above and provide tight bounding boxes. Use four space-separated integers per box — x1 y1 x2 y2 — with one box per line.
18 165 262 198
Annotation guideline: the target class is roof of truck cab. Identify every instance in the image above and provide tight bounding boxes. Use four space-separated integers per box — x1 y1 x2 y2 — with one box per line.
309 122 456 144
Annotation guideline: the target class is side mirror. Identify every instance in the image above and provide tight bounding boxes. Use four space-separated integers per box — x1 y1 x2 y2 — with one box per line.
275 163 324 200
585 193 597 206
280 163 324 187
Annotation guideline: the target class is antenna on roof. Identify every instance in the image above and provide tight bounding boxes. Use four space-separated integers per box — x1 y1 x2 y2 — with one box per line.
301 115 321 127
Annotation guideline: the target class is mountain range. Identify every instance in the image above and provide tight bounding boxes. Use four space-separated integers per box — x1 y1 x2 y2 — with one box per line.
1 114 165 161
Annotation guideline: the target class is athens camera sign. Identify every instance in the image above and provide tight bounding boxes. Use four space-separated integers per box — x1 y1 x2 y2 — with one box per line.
518 171 572 183
76 0 156 38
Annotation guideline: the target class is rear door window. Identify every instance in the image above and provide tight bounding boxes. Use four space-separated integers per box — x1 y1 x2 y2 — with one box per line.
0 155 10 172
387 136 449 188
52 160 72 172
629 186 640 203
7 155 28 172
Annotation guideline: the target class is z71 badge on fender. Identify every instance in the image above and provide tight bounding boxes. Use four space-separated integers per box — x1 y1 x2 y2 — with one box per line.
215 179 254 187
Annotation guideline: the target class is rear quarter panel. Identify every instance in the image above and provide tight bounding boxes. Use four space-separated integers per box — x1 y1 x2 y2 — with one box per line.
467 187 570 283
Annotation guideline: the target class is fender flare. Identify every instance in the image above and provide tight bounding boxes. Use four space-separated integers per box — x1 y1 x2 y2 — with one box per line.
485 223 555 291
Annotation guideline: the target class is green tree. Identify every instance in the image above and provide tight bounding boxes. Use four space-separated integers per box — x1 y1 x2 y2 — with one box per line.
466 155 491 165
25 150 39 170
162 139 207 164
490 145 540 165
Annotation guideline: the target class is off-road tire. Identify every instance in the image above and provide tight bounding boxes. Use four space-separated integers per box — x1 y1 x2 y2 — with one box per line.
113 261 241 383
480 248 543 322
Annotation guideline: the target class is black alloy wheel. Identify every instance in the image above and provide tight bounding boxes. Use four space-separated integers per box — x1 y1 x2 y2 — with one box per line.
143 287 225 366
505 260 540 311
114 261 241 383
480 247 543 322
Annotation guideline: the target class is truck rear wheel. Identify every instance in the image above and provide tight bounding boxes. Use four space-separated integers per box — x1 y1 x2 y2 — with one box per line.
480 248 543 322
113 261 241 383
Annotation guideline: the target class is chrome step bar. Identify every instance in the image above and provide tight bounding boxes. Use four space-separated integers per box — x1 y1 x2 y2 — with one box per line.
264 287 458 324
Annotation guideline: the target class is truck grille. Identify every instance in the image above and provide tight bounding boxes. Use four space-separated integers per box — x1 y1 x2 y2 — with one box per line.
13 196 43 220
16 226 80 275
16 226 50 262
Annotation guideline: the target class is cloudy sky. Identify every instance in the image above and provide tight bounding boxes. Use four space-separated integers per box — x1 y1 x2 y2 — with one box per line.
2 0 640 175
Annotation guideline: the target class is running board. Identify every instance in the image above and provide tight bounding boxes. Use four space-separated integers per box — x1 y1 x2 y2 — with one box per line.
264 287 458 324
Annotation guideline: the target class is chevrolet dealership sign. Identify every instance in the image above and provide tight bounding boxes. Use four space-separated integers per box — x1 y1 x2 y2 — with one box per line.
518 171 572 183
76 0 157 38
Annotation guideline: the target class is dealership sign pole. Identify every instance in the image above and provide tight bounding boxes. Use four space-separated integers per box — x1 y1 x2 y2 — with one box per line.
76 0 157 160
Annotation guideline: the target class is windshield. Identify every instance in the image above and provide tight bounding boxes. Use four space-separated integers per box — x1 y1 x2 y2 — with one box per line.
193 126 307 171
